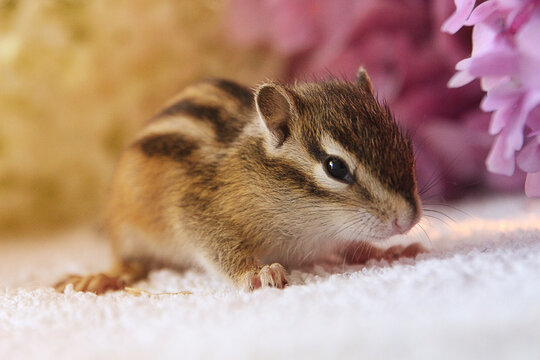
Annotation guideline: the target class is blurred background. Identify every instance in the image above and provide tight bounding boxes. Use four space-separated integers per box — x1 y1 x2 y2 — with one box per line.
0 0 525 237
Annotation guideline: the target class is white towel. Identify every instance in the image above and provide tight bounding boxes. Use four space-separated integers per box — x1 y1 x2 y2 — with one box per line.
1 195 539 360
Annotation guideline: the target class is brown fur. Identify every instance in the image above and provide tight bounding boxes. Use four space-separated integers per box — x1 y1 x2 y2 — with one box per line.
55 72 424 293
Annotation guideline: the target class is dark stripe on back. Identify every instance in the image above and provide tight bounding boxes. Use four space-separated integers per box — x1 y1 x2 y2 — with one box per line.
208 79 254 108
159 100 217 119
157 99 246 144
136 133 198 162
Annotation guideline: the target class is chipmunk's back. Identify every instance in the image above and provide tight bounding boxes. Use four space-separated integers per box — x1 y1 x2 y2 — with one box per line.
104 79 256 267
140 79 255 150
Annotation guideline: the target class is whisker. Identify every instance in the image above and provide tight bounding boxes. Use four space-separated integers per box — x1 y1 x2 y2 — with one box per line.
423 203 471 217
423 209 457 223
422 214 451 228
419 168 445 196
333 218 366 240
417 223 432 245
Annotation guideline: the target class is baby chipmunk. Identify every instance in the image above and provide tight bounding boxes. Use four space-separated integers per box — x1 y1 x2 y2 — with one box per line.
55 67 425 293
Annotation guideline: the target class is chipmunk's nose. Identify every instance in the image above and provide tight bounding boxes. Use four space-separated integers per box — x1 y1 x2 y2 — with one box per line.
388 195 422 236
391 217 413 235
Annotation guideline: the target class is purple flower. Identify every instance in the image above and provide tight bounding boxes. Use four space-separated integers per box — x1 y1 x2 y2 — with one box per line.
442 0 477 33
226 0 528 198
443 0 540 196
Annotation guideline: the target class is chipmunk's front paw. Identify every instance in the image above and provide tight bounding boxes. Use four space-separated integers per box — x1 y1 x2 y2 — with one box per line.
242 263 289 291
383 242 427 262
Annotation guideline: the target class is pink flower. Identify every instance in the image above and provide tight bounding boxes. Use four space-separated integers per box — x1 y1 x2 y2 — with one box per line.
441 0 477 33
518 134 540 196
226 0 528 198
443 0 540 196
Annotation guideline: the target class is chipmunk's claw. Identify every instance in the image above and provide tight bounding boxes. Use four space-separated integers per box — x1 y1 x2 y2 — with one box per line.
242 263 289 291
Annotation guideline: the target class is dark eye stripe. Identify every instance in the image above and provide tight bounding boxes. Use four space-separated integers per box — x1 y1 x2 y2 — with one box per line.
243 138 335 199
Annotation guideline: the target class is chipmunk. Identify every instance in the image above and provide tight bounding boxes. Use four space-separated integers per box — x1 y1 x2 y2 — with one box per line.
55 68 424 293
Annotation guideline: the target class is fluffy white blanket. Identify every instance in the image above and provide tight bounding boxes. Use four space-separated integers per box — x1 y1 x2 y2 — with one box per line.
1 195 539 359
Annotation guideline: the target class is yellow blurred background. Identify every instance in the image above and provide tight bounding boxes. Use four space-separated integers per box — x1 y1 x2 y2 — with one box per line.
0 0 283 236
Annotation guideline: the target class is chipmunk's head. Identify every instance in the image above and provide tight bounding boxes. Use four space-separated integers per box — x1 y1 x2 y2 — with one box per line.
254 68 421 242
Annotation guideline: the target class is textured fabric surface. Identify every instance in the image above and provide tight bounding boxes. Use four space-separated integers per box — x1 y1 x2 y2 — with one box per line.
1 196 539 359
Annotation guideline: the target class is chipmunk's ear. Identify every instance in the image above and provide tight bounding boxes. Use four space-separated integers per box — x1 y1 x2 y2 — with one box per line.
255 84 296 147
356 66 374 95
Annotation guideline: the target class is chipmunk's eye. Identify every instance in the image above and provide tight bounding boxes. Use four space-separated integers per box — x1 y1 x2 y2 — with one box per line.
324 156 353 184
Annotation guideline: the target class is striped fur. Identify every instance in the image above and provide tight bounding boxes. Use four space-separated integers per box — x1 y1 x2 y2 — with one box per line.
99 75 422 291
135 133 198 162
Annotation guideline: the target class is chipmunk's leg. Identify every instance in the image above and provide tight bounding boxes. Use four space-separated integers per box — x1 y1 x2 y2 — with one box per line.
207 244 289 291
54 261 149 294
340 241 426 265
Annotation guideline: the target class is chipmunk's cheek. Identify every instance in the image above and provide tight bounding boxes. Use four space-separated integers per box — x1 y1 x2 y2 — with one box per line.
324 211 382 243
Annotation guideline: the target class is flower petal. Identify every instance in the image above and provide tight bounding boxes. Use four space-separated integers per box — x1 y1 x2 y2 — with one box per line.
480 76 509 92
486 133 516 175
441 0 477 34
489 106 514 135
447 70 475 87
471 21 499 57
465 1 499 25
455 57 472 71
480 83 521 112
468 50 519 77
524 91 540 131
526 102 540 133
502 92 540 157
517 135 540 172
524 171 540 197
503 111 527 157
516 11 540 60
